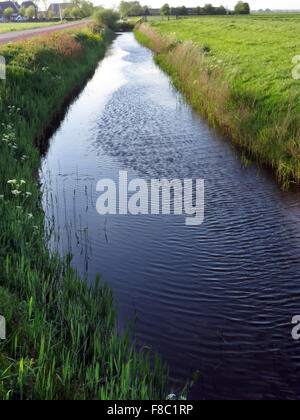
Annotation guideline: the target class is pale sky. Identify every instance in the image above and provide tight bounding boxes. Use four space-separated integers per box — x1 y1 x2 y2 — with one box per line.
94 0 300 10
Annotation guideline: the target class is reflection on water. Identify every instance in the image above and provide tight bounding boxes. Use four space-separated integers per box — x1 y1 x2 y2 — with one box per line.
41 33 300 400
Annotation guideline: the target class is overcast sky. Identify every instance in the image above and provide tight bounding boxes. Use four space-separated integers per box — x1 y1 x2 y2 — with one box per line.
94 0 300 10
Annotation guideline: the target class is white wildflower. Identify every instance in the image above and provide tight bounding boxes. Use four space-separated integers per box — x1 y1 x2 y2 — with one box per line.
7 180 17 184
12 190 21 196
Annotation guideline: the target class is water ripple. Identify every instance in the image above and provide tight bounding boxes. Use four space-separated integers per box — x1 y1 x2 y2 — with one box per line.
41 33 300 400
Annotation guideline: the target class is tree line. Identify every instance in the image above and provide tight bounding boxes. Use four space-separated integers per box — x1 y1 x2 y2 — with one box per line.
119 1 150 17
53 1 95 20
119 1 250 17
160 4 228 16
161 2 250 15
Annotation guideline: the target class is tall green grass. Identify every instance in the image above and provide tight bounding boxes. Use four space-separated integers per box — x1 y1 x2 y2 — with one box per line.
0 28 174 400
135 16 300 187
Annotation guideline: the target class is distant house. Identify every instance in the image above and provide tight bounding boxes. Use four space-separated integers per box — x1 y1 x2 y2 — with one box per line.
0 1 38 20
38 9 47 19
186 8 198 15
48 3 69 18
0 1 20 20
148 8 160 16
21 1 38 19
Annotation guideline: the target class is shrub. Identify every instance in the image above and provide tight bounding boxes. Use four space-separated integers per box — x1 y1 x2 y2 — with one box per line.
114 21 135 32
91 23 104 34
93 9 120 30
234 2 250 14
73 29 102 47
202 43 211 53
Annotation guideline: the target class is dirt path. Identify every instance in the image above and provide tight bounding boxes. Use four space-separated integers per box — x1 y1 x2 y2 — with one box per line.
0 21 92 44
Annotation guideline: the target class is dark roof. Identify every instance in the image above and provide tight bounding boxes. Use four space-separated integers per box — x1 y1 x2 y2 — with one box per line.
149 8 160 14
0 1 20 13
21 1 38 9
186 7 198 14
48 3 69 13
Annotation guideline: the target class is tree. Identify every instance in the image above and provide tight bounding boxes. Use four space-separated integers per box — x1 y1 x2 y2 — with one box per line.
119 1 129 18
40 0 48 18
70 6 82 19
179 6 188 15
160 3 170 16
143 6 150 16
234 1 250 14
216 5 227 14
129 1 144 16
203 4 216 14
80 1 94 17
119 1 144 18
4 7 14 20
195 6 202 15
26 5 36 20
70 0 81 6
18 6 26 17
93 9 120 29
62 7 71 18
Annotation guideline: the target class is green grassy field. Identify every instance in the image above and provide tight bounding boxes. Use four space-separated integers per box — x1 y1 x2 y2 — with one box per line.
149 14 300 94
0 27 175 400
136 14 300 186
0 21 72 34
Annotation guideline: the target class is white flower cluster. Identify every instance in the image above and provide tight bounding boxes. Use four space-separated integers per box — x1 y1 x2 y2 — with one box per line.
1 122 17 150
1 106 21 153
2 180 35 223
7 179 32 198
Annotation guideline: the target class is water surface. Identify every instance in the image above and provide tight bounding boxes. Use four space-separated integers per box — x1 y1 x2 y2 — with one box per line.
41 33 300 400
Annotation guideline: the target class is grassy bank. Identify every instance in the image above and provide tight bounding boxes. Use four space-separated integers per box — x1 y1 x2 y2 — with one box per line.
0 28 173 400
135 16 300 187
